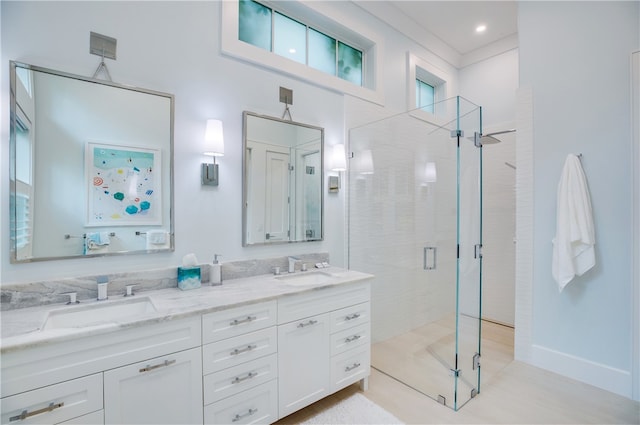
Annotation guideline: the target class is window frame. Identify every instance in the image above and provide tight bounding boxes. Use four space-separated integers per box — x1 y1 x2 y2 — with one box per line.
221 0 384 105
407 52 452 126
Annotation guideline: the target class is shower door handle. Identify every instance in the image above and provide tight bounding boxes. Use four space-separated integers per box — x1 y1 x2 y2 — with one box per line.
424 246 437 270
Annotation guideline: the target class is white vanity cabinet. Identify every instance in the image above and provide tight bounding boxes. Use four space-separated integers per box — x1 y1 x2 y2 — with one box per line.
277 282 371 419
201 301 279 425
1 273 373 425
103 347 203 424
1 316 201 425
0 373 103 424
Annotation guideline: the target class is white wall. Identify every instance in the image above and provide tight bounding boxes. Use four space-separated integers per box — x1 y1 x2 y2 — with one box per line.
0 1 348 283
460 49 519 326
518 1 639 398
0 1 460 286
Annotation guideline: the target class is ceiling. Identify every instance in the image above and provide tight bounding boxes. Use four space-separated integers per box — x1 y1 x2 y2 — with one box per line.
354 1 518 67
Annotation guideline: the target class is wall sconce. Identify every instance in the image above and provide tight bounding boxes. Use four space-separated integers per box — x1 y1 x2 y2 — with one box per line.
329 144 346 193
358 150 374 175
425 162 437 183
331 144 347 171
202 119 224 186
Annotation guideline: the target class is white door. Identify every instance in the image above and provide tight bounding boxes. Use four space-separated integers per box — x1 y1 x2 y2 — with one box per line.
265 150 290 242
277 313 331 418
104 347 203 424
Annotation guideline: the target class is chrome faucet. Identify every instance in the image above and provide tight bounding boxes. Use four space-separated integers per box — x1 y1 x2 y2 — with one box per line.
97 275 109 301
288 256 300 273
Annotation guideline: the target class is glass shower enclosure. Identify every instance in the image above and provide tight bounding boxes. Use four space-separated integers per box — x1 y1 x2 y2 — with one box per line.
348 96 483 410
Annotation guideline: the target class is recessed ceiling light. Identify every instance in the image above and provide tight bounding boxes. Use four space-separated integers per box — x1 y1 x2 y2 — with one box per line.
289 48 296 54
476 24 487 33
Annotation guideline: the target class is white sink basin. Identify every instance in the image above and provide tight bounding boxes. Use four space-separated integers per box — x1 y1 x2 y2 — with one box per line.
41 297 157 331
275 271 335 286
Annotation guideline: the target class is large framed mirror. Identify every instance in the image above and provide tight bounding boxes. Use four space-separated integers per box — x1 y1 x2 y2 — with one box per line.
242 111 323 246
9 61 174 262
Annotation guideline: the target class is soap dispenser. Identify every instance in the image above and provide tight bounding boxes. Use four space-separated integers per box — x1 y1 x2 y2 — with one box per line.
211 254 222 285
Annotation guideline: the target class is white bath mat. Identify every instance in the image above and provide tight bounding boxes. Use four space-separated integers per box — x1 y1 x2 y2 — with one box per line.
300 393 404 424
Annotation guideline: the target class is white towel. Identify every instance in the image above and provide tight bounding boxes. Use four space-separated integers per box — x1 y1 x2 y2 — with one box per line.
552 154 596 291
85 231 110 254
146 230 169 249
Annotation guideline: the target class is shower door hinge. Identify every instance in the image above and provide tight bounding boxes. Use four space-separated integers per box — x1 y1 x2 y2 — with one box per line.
473 352 481 370
474 244 483 259
449 368 460 377
450 129 464 138
474 132 482 148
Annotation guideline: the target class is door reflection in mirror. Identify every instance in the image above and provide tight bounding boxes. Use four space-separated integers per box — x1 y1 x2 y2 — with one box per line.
242 112 323 246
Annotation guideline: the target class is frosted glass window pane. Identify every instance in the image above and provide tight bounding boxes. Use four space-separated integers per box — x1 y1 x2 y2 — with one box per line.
274 12 306 64
239 0 272 51
417 79 435 113
309 28 336 75
338 42 362 86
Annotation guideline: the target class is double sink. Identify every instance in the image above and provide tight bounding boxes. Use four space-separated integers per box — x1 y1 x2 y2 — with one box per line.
39 270 336 331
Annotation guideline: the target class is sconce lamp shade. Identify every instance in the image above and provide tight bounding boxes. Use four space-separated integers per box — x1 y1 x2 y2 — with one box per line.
204 119 224 156
425 162 437 183
331 144 347 171
359 149 374 175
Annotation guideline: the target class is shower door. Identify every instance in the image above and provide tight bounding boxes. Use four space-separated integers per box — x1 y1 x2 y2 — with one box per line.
348 97 482 411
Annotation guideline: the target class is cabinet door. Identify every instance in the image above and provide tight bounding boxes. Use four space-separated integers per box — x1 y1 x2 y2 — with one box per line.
277 312 331 418
104 347 203 425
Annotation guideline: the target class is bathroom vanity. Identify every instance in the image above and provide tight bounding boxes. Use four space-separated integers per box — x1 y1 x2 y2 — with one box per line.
0 268 372 424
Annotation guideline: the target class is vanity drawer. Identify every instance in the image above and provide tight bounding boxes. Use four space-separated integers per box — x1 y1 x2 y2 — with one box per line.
59 409 103 424
202 327 277 375
330 323 370 356
204 380 278 425
331 347 370 392
330 302 370 333
202 301 277 344
278 282 370 324
204 353 277 405
0 373 103 424
1 316 201 398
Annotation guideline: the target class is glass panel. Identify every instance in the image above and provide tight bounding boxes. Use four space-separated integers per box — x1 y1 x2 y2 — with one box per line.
348 96 482 411
338 41 362 85
274 12 306 64
454 97 482 410
239 0 272 51
417 79 435 113
308 28 336 76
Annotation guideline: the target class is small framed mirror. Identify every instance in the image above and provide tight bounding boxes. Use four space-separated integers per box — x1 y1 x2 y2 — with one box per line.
9 61 174 262
242 111 323 246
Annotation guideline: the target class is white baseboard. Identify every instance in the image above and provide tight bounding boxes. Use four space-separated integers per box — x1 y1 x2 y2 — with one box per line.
530 344 632 399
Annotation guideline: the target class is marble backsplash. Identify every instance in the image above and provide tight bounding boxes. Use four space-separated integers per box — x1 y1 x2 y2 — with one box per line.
1 252 329 311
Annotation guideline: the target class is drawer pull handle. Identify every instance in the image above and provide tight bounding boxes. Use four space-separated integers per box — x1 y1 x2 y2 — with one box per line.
232 371 258 384
230 315 257 326
345 313 361 321
232 408 258 422
345 362 361 372
345 334 362 343
10 402 64 422
230 344 257 356
139 359 176 373
297 319 318 328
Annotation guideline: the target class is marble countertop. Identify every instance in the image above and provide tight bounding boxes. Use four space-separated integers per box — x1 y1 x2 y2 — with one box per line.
1 267 373 353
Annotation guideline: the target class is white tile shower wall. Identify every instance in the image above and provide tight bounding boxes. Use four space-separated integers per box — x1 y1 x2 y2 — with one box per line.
348 116 458 344
514 86 534 364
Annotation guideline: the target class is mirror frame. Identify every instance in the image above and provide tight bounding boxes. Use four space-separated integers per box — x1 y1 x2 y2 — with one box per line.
242 111 324 246
9 61 175 263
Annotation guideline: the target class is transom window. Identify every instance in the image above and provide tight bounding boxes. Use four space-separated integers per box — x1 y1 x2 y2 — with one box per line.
416 79 435 113
238 0 363 86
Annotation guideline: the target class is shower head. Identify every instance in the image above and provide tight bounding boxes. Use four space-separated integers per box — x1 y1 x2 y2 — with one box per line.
481 129 516 144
